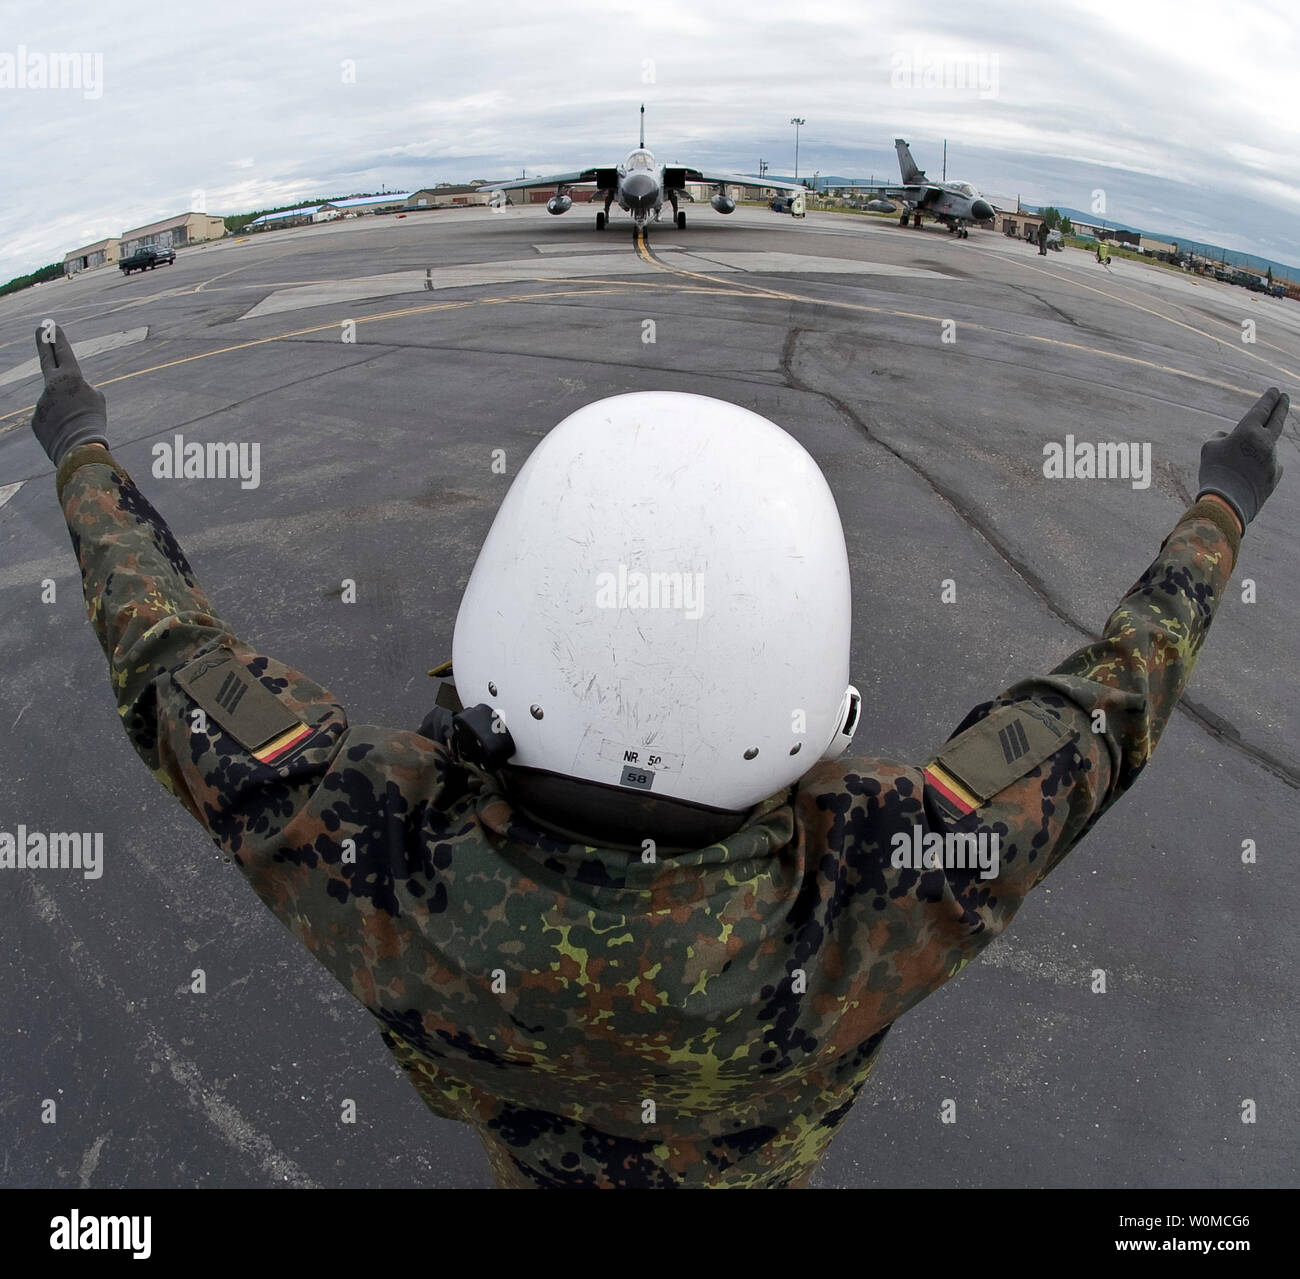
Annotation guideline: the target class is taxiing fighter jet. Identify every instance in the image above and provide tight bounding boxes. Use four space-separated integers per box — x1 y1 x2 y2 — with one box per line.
483 106 808 236
846 139 995 238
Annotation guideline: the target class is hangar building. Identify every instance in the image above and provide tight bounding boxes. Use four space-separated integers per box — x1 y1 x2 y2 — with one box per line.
120 211 226 256
63 237 121 276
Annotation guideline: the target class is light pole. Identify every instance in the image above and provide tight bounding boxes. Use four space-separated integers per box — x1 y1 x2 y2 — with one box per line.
790 117 805 182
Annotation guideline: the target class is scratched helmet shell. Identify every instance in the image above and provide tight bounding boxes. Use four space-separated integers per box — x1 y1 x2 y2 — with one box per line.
452 390 859 834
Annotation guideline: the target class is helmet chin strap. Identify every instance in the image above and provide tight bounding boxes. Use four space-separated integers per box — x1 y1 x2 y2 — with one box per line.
417 669 517 771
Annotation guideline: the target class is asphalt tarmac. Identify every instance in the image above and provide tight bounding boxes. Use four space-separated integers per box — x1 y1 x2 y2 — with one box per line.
1 203 1296 1189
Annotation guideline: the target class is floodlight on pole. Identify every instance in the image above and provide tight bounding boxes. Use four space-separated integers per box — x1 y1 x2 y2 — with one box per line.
790 118 805 182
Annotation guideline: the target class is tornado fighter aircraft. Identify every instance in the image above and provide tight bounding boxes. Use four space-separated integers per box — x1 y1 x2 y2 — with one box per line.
846 139 995 238
483 105 808 236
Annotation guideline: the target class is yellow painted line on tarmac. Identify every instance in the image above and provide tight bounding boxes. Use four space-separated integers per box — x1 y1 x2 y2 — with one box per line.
634 232 792 301
2 249 1280 438
0 282 741 432
0 285 638 431
634 236 1273 399
963 246 1299 381
192 260 274 292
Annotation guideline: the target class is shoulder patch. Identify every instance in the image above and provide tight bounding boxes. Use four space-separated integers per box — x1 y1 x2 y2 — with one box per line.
925 702 1076 820
174 648 312 763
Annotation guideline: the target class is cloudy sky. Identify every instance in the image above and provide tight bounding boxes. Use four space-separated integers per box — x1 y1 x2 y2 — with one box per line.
4 0 1297 282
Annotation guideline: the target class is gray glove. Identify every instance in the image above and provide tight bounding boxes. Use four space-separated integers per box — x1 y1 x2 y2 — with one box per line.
31 323 108 465
1197 388 1287 528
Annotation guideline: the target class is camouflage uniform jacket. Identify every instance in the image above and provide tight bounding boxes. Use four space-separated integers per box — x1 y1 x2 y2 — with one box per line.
56 444 1241 1188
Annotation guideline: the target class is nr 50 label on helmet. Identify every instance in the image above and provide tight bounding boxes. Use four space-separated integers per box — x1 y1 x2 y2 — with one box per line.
602 740 684 790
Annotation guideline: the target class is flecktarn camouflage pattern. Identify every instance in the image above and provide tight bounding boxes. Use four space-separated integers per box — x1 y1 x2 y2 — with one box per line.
56 443 1239 1188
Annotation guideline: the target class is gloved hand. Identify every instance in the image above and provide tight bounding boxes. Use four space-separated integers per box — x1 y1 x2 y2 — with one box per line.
31 322 108 465
1197 387 1288 528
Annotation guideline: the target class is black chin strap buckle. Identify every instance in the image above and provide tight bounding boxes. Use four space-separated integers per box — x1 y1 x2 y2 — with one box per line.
418 670 516 771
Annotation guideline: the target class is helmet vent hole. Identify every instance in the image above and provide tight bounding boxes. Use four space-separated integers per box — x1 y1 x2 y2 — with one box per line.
743 747 759 760
530 705 544 720
789 742 802 756
488 682 498 696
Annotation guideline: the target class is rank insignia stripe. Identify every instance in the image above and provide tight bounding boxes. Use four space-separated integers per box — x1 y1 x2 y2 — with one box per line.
174 647 308 757
930 701 1077 811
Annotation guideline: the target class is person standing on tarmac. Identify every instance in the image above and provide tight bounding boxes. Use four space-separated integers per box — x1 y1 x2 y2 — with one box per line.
30 321 1286 1189
1037 220 1050 255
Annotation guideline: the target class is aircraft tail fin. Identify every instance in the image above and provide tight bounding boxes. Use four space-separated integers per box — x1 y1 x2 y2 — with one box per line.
639 103 645 149
895 138 926 185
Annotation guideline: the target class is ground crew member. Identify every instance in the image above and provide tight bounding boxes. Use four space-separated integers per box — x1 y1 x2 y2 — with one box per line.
31 322 1286 1189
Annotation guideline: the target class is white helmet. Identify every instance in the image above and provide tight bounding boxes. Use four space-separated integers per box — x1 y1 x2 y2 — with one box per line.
451 391 859 844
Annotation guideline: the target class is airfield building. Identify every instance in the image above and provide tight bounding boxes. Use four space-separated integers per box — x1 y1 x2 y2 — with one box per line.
245 205 327 230
120 211 226 256
406 184 492 209
316 193 413 217
63 237 121 276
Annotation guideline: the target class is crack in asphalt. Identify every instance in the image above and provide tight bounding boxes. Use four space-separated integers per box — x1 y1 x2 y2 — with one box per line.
778 324 1300 791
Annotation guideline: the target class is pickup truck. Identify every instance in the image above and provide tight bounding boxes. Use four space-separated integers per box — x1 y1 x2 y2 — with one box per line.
119 246 175 275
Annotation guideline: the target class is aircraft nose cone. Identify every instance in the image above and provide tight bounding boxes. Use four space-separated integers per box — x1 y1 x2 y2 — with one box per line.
624 173 656 208
971 199 994 221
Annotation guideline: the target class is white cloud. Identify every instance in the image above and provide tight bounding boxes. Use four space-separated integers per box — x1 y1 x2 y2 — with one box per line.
3 0 1297 278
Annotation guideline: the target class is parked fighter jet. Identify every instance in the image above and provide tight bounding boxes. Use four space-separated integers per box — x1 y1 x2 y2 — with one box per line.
845 139 995 238
483 106 808 236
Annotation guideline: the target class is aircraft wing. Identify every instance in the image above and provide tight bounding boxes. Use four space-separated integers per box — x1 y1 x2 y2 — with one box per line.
482 169 611 192
673 166 806 193
831 184 941 202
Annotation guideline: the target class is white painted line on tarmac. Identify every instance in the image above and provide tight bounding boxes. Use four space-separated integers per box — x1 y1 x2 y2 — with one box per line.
240 251 952 319
531 243 630 255
675 251 952 278
240 255 728 317
0 326 150 389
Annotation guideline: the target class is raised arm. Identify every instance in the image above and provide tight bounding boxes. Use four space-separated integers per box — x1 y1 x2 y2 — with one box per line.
799 389 1286 1029
32 324 465 1006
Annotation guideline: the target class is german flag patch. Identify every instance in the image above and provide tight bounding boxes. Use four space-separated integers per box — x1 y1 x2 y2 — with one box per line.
923 762 980 819
175 648 314 764
253 723 315 764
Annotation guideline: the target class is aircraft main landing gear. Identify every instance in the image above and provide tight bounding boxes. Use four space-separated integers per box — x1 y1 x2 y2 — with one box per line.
899 213 909 227
596 211 605 230
677 210 686 230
